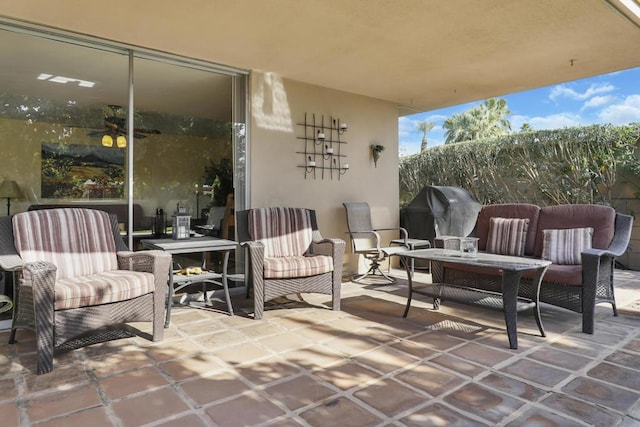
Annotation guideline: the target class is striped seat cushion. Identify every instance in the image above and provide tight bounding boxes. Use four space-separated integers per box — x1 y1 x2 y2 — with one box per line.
248 208 313 257
263 255 334 279
54 270 155 310
13 208 118 279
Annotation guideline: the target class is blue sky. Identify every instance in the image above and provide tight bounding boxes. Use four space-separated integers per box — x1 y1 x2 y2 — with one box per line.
398 66 640 156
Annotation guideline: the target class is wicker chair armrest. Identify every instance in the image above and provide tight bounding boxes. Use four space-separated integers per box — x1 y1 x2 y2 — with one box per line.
117 250 171 273
310 238 346 259
241 241 265 293
117 250 171 299
241 241 265 267
22 261 57 281
22 260 57 306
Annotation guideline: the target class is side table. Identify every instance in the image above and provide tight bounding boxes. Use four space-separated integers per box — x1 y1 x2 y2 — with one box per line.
390 238 431 275
140 236 238 327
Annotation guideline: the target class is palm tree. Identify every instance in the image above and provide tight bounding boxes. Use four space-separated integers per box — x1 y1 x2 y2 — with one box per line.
416 121 435 152
480 98 511 137
444 98 512 143
443 113 474 143
520 123 533 132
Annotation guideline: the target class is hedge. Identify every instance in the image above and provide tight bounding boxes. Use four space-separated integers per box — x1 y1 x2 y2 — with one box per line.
399 124 640 207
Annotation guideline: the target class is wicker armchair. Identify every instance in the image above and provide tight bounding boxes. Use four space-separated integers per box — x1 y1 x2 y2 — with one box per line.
237 207 345 319
1 208 171 374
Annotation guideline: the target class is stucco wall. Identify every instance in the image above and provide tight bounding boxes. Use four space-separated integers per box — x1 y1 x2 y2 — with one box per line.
249 72 400 276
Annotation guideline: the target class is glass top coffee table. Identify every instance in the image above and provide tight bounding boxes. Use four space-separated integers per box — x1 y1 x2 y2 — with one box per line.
399 248 551 349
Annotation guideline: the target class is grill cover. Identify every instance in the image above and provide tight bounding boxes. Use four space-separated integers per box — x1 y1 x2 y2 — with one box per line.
402 186 481 243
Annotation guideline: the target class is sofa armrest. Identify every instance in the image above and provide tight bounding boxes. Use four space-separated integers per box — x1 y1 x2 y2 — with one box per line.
581 212 633 261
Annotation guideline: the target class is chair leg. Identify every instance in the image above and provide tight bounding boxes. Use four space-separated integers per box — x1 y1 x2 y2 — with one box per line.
254 282 265 320
351 259 396 284
607 282 619 316
36 317 54 375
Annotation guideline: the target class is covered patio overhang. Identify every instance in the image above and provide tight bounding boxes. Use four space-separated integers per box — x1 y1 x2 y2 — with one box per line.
1 0 640 287
2 0 640 114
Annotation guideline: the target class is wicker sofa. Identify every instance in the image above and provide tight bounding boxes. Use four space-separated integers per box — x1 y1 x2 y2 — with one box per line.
1 208 171 374
439 203 633 334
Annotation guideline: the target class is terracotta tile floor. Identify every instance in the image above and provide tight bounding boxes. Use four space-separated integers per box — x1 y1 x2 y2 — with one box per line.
1 268 640 426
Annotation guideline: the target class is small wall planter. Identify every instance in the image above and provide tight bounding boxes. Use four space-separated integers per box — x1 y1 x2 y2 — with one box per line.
371 144 385 167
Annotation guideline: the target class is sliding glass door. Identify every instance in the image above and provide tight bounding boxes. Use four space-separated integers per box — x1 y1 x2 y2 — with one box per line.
0 22 248 328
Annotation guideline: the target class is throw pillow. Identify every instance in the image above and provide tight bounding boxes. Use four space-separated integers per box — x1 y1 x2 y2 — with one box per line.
542 227 593 265
486 217 530 256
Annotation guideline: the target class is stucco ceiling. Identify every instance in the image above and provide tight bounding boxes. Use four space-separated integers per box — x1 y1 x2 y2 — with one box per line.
1 0 640 116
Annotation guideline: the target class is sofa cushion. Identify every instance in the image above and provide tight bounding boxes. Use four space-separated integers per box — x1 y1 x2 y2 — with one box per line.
534 204 615 258
13 208 118 280
263 255 334 279
542 227 593 265
248 207 313 257
55 270 155 310
486 217 530 256
476 204 540 255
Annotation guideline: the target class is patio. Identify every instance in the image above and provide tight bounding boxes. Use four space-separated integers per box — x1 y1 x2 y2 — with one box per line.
1 268 639 427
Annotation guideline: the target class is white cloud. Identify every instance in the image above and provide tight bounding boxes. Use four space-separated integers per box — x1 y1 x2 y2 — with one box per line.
398 116 415 138
581 95 616 110
598 94 640 125
549 83 615 102
424 114 448 122
512 112 583 130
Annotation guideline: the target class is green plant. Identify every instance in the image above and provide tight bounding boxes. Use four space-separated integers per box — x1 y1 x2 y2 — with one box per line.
203 157 233 206
399 124 640 208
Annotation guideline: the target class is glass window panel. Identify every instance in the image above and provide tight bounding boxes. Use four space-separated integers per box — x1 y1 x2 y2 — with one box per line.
0 28 129 210
131 56 235 232
0 24 248 324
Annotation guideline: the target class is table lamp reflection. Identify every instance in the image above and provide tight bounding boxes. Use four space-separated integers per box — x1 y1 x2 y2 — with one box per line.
0 180 23 215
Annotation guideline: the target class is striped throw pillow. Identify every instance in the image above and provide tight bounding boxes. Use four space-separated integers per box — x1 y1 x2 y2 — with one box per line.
486 217 530 256
542 227 593 265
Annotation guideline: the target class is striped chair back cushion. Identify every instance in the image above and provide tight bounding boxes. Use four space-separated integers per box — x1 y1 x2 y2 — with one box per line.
13 208 118 280
248 208 313 257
